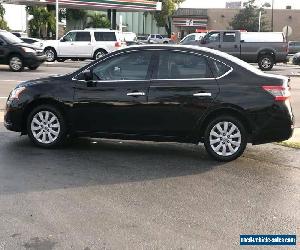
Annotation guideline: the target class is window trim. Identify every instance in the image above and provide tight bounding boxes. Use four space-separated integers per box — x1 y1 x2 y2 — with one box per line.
152 49 232 81
72 49 233 82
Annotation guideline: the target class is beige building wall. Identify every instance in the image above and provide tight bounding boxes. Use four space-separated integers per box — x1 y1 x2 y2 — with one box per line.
207 8 300 41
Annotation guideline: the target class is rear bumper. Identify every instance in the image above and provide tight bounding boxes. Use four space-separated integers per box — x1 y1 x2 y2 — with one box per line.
251 102 294 144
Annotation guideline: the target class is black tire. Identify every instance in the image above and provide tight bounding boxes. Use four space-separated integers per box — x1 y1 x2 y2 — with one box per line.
163 41 169 44
44 48 57 62
27 105 67 148
28 65 39 70
258 55 274 71
9 54 24 72
57 58 66 62
203 116 247 162
93 49 107 60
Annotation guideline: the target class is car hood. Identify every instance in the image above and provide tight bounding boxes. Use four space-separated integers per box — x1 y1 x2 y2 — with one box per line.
16 75 67 88
14 42 41 50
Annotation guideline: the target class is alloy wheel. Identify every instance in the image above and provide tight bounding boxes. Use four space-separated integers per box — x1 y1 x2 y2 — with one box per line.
261 58 271 69
30 111 60 144
95 51 105 60
45 50 55 62
209 121 241 157
9 57 22 71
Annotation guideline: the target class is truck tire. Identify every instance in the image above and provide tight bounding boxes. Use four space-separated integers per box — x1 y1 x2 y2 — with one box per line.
258 55 274 71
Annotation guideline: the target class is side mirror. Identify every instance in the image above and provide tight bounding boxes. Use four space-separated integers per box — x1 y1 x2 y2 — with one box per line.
240 40 245 43
201 39 206 44
83 70 93 81
60 37 66 42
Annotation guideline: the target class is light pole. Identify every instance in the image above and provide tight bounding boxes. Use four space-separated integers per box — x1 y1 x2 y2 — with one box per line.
56 0 59 40
258 10 262 32
271 0 274 31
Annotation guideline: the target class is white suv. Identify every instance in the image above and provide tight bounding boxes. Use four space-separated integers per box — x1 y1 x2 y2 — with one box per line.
43 29 125 62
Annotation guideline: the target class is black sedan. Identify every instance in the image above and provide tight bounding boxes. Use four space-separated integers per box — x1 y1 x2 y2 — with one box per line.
4 45 294 161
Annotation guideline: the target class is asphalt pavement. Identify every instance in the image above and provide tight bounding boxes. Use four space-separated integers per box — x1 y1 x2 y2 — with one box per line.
0 62 299 249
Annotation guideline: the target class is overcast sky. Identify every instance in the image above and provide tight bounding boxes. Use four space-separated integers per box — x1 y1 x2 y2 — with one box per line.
181 0 300 9
4 0 300 31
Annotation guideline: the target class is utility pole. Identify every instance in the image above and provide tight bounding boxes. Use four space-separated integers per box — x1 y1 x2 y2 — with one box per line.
56 0 59 39
271 0 274 31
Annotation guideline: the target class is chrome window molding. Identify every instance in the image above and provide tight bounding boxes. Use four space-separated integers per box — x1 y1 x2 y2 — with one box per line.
72 48 233 82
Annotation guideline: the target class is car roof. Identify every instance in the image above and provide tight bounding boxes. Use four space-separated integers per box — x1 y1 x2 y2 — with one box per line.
69 29 118 32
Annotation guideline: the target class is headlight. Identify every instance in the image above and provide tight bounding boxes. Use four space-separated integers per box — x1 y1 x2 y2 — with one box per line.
9 86 26 100
22 47 36 53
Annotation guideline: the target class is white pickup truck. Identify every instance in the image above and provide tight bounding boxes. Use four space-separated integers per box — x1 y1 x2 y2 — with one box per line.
43 29 125 62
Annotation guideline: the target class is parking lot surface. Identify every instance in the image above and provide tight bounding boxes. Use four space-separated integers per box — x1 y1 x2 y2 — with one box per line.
0 62 299 249
0 125 299 249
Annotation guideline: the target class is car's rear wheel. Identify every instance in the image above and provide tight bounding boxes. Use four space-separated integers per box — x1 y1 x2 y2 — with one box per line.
258 55 274 71
93 49 107 60
9 55 24 72
27 105 66 148
44 48 57 62
203 116 247 162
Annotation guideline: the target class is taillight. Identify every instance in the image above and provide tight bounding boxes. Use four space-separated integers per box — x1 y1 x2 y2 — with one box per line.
262 85 290 101
115 41 121 48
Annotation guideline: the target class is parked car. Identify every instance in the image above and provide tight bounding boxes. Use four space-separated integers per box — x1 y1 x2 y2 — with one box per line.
11 32 27 38
180 33 206 45
4 45 294 161
0 30 46 71
20 37 44 49
288 41 300 54
147 34 170 44
200 30 288 71
43 29 125 62
292 52 300 65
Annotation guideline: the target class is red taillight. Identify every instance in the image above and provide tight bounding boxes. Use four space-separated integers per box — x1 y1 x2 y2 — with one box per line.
115 41 121 48
262 85 290 101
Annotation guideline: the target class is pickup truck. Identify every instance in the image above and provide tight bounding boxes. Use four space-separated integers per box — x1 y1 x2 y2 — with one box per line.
200 30 288 70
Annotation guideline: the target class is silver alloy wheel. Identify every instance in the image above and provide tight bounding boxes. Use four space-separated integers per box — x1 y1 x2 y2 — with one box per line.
45 49 55 62
95 51 105 60
9 57 22 71
209 121 241 157
31 111 60 144
261 58 271 69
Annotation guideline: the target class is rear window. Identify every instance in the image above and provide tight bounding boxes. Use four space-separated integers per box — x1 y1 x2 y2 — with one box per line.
209 59 232 78
94 32 116 41
75 32 91 42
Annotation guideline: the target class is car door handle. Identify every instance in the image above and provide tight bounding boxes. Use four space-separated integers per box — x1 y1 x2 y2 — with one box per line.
127 92 145 97
193 92 212 97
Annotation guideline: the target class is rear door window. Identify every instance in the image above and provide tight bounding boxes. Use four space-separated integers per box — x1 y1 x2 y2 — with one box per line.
75 32 91 42
155 51 213 79
94 32 116 41
223 32 236 42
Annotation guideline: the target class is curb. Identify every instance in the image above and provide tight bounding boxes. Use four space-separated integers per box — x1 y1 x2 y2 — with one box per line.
43 61 89 69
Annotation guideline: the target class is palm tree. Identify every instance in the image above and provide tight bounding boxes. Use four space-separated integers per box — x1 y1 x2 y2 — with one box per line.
86 13 110 29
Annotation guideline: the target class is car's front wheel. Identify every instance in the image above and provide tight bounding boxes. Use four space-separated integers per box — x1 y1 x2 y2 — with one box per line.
27 105 66 148
203 116 247 162
9 55 24 72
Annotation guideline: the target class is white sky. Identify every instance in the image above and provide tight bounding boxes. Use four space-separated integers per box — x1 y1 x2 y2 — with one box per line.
180 0 300 9
4 0 300 31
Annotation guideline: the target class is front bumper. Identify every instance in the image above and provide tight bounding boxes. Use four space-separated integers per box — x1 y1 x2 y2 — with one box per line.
4 101 24 132
23 53 47 67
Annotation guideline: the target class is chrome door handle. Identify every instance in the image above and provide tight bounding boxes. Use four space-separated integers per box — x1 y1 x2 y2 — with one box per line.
193 92 212 97
127 92 145 97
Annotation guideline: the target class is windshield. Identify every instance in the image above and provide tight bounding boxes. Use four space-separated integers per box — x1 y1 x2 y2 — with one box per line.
0 32 23 44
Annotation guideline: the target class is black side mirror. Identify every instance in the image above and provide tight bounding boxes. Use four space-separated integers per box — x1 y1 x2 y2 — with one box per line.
60 37 66 42
83 70 93 81
201 39 206 44
240 40 245 43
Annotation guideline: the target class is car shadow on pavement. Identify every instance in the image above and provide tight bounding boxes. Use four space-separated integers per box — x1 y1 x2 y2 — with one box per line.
0 134 226 195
